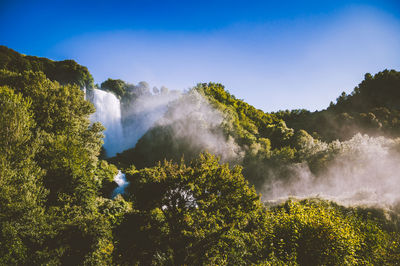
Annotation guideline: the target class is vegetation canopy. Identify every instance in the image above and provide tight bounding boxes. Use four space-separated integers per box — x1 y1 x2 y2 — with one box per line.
1 46 400 265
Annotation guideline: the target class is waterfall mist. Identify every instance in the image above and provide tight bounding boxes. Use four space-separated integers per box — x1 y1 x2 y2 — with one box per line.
262 134 400 211
154 90 244 163
121 91 181 149
89 84 400 213
89 85 180 158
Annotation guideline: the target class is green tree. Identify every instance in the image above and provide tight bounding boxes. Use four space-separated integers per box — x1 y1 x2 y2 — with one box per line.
0 70 117 264
0 45 94 88
0 86 50 264
265 199 398 265
101 78 127 98
115 153 269 265
0 70 104 204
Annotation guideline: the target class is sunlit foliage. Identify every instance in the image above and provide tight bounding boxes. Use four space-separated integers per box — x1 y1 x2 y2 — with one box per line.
1 46 400 265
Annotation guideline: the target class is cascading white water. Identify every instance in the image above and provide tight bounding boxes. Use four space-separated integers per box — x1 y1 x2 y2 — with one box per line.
112 170 129 198
90 89 124 157
88 88 180 198
89 90 131 196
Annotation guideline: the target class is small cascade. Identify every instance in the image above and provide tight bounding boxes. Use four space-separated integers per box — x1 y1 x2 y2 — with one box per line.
112 170 129 198
90 89 124 157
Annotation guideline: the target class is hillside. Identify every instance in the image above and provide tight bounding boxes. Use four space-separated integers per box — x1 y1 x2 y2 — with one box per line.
0 45 94 88
275 70 400 141
1 46 400 265
111 74 400 190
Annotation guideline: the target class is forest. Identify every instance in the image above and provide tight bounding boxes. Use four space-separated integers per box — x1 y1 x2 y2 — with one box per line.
1 45 400 265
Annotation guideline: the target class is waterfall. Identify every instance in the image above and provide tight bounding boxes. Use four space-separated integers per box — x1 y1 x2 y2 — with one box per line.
90 89 124 157
112 170 129 198
89 90 131 197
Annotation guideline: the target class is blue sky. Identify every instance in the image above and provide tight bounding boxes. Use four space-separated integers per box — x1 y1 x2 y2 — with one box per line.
1 0 400 111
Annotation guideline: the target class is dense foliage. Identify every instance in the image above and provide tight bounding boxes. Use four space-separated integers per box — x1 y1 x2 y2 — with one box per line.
1 46 400 265
275 70 400 141
100 79 154 100
0 66 123 264
99 78 171 104
112 154 400 265
0 46 94 89
112 83 299 188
